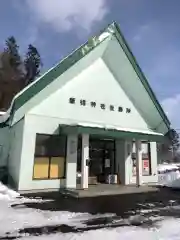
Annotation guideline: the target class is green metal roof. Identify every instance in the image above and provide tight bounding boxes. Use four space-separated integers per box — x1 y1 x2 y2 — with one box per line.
59 124 165 142
1 21 170 128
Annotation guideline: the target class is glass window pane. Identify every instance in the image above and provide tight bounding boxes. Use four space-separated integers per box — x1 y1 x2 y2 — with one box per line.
131 141 152 176
105 141 115 150
35 135 50 156
90 140 104 150
47 136 66 156
142 142 148 154
50 157 65 178
35 134 66 157
33 157 49 179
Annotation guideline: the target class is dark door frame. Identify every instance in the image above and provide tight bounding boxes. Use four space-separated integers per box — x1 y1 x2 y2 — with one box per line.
89 137 116 180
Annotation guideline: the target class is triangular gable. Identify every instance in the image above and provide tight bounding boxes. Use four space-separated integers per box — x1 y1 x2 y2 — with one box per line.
30 58 153 132
0 22 170 133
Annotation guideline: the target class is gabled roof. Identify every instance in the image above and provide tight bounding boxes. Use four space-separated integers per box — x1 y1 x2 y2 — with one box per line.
0 21 170 129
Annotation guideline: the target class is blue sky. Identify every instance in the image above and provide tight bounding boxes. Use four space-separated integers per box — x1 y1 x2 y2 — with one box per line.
0 0 180 129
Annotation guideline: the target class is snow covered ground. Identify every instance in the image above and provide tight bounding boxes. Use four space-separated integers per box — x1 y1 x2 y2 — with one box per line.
1 195 180 240
1 168 180 239
158 163 180 188
21 219 180 240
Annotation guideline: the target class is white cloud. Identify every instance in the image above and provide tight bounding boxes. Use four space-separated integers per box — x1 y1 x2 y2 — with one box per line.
25 0 108 33
161 94 180 128
132 24 150 42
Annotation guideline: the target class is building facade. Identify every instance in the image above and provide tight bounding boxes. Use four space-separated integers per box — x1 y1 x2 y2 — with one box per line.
0 22 170 191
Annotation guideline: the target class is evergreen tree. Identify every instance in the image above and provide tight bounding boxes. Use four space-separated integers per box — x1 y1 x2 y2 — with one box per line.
157 128 180 163
5 36 21 69
0 36 24 109
0 37 42 110
166 128 180 153
24 44 42 85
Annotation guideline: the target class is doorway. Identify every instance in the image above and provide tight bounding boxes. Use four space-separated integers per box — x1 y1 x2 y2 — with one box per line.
77 136 116 185
89 137 115 183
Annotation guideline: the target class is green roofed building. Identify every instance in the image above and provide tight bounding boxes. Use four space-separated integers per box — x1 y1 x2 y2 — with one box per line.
0 22 170 192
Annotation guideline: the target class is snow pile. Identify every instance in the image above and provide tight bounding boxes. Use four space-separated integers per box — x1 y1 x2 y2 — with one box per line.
158 170 180 187
166 177 180 188
0 182 20 200
158 163 180 188
0 182 52 204
158 163 179 173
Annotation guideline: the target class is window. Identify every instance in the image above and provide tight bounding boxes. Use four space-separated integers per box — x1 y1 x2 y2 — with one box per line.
132 141 152 176
33 157 49 179
33 134 67 180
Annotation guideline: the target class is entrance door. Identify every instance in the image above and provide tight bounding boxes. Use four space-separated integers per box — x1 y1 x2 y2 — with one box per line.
89 138 115 183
